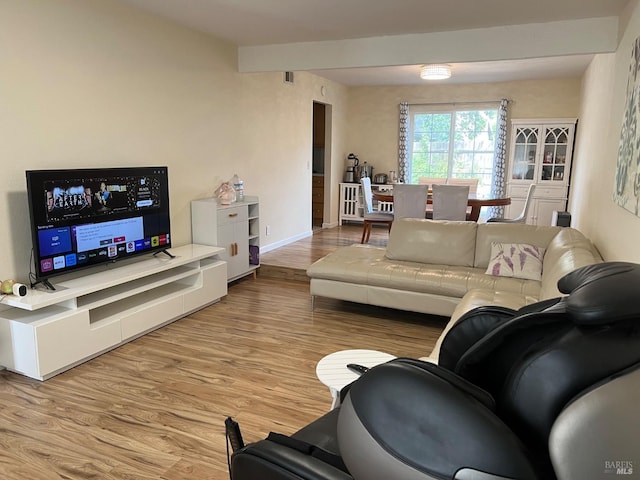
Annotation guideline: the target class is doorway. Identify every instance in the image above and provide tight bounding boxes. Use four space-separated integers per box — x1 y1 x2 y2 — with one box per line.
312 102 328 228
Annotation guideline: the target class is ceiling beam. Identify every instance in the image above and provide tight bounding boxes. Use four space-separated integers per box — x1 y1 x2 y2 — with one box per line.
238 17 619 73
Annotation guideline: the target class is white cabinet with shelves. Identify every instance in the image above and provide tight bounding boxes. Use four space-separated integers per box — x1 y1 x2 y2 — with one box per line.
506 118 577 225
0 244 227 380
191 196 260 281
338 183 393 225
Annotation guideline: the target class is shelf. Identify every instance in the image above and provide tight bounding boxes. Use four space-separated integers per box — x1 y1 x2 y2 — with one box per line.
507 118 575 225
76 265 199 311
192 196 260 282
0 244 227 380
1 244 223 312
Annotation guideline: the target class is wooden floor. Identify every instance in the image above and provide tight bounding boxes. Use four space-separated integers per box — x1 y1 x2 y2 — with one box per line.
0 225 445 480
259 223 389 279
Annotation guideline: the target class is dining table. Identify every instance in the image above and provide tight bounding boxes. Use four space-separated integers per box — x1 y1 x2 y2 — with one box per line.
373 191 511 222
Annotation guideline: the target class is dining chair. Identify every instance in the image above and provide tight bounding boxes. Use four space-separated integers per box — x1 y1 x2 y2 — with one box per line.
446 178 479 194
392 184 429 219
418 177 447 186
446 178 479 219
360 177 394 243
431 184 470 221
487 183 536 223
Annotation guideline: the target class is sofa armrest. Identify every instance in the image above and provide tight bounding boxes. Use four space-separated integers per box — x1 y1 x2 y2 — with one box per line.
231 438 353 480
540 228 603 300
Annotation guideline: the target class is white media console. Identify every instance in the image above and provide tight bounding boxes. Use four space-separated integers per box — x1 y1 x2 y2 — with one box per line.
0 244 227 380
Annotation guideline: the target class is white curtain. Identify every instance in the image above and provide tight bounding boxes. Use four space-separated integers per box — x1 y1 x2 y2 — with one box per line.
489 99 509 218
398 102 409 183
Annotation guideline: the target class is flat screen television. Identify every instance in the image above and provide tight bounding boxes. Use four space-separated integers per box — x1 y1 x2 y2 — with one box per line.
26 166 172 288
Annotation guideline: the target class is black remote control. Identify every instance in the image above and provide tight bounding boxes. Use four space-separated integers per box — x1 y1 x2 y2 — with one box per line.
225 416 245 452
346 363 369 375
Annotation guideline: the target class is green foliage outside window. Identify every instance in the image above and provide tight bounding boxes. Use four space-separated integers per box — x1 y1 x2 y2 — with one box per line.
409 108 498 195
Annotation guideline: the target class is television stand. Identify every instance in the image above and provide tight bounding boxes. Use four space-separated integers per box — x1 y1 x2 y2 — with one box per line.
0 244 226 380
154 249 176 259
32 278 57 291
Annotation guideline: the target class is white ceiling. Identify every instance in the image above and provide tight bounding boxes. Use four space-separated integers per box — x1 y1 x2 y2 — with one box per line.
308 56 597 86
118 0 630 85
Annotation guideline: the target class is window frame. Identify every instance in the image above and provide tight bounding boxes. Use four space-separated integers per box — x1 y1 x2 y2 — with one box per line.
406 102 500 194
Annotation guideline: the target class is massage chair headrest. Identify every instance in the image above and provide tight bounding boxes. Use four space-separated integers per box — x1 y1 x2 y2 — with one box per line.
558 262 640 326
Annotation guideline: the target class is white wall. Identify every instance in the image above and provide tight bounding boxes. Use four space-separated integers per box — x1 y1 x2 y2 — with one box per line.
569 0 640 261
0 0 348 281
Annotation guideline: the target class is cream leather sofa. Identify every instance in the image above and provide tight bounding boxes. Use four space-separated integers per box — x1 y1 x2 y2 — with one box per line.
307 219 602 359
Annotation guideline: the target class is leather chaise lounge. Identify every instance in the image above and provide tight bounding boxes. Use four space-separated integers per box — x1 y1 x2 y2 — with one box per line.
229 262 640 480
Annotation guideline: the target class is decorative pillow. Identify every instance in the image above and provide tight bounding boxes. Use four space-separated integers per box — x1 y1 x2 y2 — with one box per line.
485 242 546 281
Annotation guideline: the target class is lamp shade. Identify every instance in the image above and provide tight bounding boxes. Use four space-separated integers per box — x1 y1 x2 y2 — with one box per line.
420 64 451 80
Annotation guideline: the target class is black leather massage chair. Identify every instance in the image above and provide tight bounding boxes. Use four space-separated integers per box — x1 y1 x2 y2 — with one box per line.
229 262 640 480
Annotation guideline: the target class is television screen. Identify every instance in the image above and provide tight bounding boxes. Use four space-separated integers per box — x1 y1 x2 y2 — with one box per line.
26 166 172 286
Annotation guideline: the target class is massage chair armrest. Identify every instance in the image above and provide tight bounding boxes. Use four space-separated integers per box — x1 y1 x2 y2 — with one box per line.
231 438 353 480
338 359 543 479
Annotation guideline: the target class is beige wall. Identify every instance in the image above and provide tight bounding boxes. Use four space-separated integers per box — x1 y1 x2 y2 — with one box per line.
569 0 640 262
3 0 640 283
345 79 582 177
0 0 348 281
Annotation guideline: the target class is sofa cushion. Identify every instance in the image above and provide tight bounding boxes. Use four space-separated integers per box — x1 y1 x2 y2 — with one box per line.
308 244 540 299
475 224 560 269
385 219 477 267
485 242 546 281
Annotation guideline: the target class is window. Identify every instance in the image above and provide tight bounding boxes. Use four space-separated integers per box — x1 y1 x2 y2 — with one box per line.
407 105 499 196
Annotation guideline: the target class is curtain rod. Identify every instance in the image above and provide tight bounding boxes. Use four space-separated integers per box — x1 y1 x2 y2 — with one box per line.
407 99 509 107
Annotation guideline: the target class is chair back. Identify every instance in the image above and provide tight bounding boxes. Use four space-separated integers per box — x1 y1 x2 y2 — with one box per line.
446 178 479 195
432 185 470 221
392 184 428 219
418 177 447 186
517 183 536 221
360 177 375 214
487 183 535 223
444 262 640 456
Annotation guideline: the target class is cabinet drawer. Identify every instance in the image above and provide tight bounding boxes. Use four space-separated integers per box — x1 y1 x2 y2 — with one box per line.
120 296 183 340
508 183 567 198
183 261 227 312
533 185 567 198
217 205 248 226
312 188 324 202
312 176 324 187
36 309 121 378
507 184 533 197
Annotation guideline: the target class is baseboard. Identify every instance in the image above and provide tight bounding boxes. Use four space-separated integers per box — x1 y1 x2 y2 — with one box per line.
322 221 339 228
261 230 313 253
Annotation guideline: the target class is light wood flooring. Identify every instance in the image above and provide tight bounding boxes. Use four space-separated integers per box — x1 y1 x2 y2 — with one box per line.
0 225 446 480
259 223 389 280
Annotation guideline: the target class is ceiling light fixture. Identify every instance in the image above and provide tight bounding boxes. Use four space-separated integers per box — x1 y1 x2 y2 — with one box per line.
420 64 452 80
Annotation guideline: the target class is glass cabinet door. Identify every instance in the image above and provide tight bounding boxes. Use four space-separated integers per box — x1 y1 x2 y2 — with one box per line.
511 127 539 181
540 126 571 182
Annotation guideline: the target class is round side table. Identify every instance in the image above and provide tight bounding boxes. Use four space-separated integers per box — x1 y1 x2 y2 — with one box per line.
316 349 396 409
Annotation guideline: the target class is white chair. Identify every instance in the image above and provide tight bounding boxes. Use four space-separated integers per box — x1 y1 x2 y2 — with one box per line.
418 177 447 186
431 184 470 221
360 177 394 243
446 178 479 194
392 184 429 220
446 178 479 219
487 183 536 223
